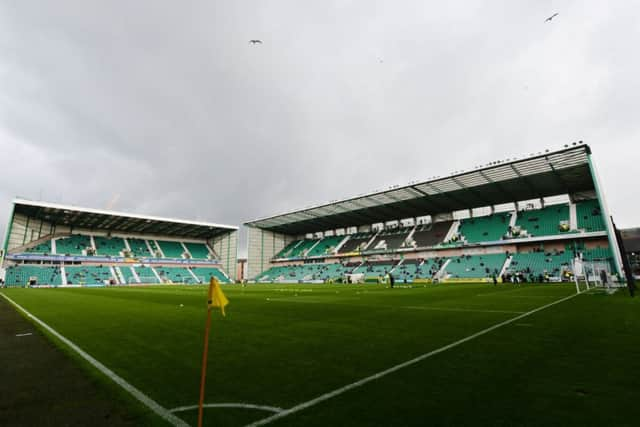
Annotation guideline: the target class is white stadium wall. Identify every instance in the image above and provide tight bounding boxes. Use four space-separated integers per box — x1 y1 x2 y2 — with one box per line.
210 230 238 281
5 212 58 253
246 226 294 280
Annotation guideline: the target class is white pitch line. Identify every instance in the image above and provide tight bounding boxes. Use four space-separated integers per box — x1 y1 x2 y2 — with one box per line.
170 403 283 414
0 292 189 427
404 306 525 314
476 294 558 299
15 332 33 337
246 291 582 427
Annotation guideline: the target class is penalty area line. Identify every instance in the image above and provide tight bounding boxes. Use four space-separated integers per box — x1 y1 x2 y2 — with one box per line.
246 291 582 427
0 292 189 427
170 403 284 414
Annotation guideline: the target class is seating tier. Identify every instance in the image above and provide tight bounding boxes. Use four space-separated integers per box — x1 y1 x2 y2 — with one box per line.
56 235 92 255
515 204 570 237
4 265 62 286
127 238 151 257
184 242 211 259
306 236 344 257
93 236 126 256
157 241 185 258
444 253 506 279
459 213 510 243
66 266 114 285
576 200 606 232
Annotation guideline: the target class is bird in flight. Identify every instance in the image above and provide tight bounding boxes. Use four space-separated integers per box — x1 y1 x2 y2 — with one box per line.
249 39 263 44
545 13 559 22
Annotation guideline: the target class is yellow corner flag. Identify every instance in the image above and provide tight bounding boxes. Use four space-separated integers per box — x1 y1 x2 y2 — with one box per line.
207 277 229 316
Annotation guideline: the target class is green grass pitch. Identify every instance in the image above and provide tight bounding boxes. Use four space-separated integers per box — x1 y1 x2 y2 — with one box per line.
3 283 640 426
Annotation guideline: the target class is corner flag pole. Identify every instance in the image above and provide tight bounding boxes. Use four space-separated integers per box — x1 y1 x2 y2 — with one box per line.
198 280 215 427
197 278 229 427
198 307 212 427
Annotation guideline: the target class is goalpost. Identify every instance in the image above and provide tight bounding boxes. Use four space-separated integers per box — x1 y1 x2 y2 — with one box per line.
572 258 589 294
572 258 616 293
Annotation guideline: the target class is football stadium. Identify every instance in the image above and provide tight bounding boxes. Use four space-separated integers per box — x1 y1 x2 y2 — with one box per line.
1 144 638 426
3 3 640 426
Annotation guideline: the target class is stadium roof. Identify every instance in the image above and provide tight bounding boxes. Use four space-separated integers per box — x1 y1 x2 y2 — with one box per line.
12 199 237 239
245 144 596 234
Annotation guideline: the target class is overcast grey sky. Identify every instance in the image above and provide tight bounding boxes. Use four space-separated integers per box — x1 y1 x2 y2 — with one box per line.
1 1 638 256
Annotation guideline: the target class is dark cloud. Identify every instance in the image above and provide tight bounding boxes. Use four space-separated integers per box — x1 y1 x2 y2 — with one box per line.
1 1 639 256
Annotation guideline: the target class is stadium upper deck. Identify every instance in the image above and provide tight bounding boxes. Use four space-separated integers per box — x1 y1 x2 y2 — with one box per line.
1 199 238 286
245 144 626 281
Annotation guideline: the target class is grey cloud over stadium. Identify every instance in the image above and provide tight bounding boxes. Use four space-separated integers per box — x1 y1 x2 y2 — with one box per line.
1 1 638 257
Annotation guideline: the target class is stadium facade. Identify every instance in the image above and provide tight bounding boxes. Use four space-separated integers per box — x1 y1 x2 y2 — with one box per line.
245 144 627 284
0 199 238 286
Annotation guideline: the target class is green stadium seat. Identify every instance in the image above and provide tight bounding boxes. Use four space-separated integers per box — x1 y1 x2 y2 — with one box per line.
444 253 506 279
576 200 606 232
354 261 396 279
157 241 186 258
118 266 139 284
581 246 615 273
256 262 348 282
56 234 92 255
147 240 163 258
458 213 510 243
306 236 344 257
273 239 320 259
507 249 574 279
66 266 115 285
515 204 570 237
189 266 230 283
155 266 194 283
134 266 160 283
289 240 319 258
24 240 52 254
274 240 301 258
394 258 447 282
184 242 212 259
93 236 126 256
4 265 62 286
127 238 151 257
315 263 348 281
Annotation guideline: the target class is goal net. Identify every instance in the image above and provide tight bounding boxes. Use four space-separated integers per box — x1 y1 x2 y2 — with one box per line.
572 259 617 292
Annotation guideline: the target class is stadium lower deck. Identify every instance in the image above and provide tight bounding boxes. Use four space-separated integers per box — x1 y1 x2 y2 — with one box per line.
2 282 638 426
3 233 231 286
254 199 616 284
